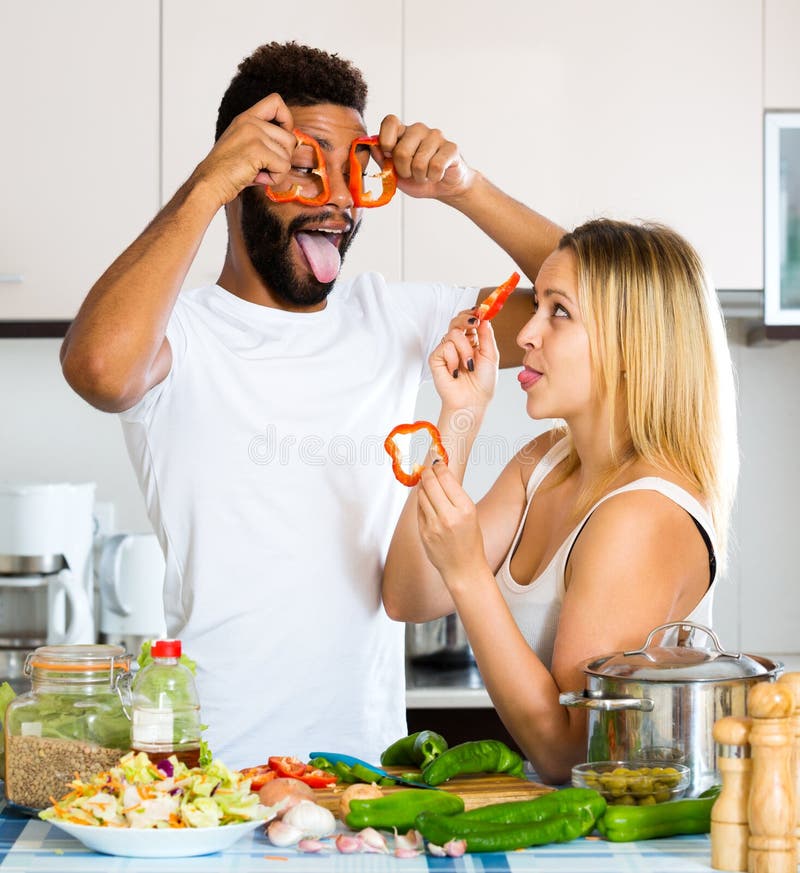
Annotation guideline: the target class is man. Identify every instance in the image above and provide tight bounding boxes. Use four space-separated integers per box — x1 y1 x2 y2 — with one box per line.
61 42 563 767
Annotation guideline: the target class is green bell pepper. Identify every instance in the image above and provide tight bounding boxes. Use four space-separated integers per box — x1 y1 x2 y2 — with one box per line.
597 787 720 842
422 739 525 785
345 787 464 832
380 730 449 769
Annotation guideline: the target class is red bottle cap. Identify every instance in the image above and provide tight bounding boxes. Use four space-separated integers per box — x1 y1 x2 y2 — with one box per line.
151 639 181 658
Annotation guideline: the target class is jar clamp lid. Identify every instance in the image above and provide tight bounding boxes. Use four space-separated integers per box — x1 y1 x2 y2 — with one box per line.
24 644 131 688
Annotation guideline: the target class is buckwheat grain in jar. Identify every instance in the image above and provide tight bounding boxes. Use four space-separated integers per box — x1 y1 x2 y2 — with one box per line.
4 645 132 810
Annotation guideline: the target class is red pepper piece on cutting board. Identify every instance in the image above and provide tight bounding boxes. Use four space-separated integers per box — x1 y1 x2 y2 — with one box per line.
477 271 521 321
384 421 449 487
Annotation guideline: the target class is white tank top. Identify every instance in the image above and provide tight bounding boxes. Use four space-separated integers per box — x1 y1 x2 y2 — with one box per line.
495 438 718 670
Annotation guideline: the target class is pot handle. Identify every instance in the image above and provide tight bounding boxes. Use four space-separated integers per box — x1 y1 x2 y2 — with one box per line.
559 691 655 712
624 620 741 658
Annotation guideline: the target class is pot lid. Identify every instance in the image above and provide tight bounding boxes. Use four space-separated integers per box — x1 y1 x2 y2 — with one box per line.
584 622 774 682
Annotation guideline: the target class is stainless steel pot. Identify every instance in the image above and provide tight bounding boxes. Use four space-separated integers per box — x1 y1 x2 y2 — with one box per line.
559 621 782 797
405 615 475 667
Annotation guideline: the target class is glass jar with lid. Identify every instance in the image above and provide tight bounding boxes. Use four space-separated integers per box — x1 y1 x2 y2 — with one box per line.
4 644 132 810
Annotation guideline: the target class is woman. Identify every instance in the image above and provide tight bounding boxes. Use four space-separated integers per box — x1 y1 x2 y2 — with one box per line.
382 219 738 784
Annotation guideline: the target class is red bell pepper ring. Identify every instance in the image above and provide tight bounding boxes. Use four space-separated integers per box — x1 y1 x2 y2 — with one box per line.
384 420 449 487
297 768 338 788
264 130 331 207
348 135 398 208
477 271 521 321
268 755 308 779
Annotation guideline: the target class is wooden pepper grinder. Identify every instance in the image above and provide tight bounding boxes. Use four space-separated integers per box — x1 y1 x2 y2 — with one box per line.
746 682 797 873
776 672 800 858
711 715 752 872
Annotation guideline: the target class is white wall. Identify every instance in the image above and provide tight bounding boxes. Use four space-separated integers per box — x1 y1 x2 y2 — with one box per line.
1 323 799 655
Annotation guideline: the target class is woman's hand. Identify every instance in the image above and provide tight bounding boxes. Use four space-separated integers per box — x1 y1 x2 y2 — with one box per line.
430 311 499 414
417 461 487 590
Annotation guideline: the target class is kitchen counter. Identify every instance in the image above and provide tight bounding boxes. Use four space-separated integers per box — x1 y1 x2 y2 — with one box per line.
0 801 719 872
405 660 491 709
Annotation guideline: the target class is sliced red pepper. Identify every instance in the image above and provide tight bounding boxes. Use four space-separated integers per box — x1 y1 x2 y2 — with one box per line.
348 135 398 208
267 755 308 779
477 271 521 321
384 420 449 487
238 765 279 789
265 130 331 207
297 768 338 788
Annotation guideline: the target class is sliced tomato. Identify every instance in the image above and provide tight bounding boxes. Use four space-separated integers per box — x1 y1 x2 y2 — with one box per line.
238 765 278 789
268 756 308 779
297 768 338 788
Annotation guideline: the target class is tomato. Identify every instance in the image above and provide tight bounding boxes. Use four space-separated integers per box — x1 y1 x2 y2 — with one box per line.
238 765 278 789
297 768 338 788
268 756 308 779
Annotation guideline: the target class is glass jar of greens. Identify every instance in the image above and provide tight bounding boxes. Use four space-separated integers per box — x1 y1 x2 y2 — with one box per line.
4 644 132 810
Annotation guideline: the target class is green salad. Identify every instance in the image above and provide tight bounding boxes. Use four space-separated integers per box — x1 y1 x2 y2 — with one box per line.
39 751 273 829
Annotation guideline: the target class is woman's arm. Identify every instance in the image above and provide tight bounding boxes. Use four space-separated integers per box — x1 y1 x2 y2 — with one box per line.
415 468 712 784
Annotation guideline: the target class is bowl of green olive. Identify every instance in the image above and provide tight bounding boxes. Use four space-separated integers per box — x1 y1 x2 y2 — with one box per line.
571 761 690 805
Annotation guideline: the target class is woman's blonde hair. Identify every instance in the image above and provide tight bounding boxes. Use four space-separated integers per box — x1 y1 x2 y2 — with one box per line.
555 219 738 567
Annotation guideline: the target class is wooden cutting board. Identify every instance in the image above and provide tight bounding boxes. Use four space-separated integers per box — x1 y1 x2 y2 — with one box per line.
312 767 554 816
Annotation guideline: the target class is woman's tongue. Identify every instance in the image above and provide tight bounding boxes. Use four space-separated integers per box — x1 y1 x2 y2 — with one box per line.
295 231 341 284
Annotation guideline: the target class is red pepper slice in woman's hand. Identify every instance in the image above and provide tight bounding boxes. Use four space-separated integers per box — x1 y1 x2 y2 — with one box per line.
384 421 449 487
264 130 331 207
349 135 398 208
268 755 308 779
477 271 521 321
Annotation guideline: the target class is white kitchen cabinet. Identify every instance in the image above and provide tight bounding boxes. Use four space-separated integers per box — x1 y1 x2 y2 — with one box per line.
765 0 800 108
161 0 403 292
402 0 763 292
0 1 159 320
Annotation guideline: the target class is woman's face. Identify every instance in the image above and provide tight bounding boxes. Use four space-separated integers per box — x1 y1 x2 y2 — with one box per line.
516 248 595 422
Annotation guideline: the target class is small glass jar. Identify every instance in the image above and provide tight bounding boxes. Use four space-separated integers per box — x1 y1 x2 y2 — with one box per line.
4 644 132 810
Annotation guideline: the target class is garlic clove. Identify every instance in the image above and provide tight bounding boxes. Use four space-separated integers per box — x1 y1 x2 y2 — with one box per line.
358 826 390 853
266 819 304 847
427 842 447 857
297 838 327 853
335 833 364 854
394 828 424 852
444 838 467 857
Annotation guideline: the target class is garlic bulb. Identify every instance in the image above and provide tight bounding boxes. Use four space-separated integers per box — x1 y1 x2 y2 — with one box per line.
282 800 336 839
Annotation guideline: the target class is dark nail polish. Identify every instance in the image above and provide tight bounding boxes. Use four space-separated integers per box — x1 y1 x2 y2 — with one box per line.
452 369 459 379
468 317 478 325
467 358 474 372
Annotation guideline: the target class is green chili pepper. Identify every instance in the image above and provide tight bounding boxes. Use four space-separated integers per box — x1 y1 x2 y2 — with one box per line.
415 806 597 852
597 789 719 842
422 740 525 786
380 730 449 769
349 762 386 783
345 788 464 832
331 761 359 784
457 787 606 826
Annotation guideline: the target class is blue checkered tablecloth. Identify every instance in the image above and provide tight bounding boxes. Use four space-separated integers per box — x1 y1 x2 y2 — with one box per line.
0 802 717 872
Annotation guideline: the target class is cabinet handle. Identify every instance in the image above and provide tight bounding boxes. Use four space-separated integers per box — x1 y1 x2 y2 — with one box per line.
0 274 24 284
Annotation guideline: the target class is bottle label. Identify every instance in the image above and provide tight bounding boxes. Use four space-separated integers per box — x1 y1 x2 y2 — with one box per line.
132 708 174 745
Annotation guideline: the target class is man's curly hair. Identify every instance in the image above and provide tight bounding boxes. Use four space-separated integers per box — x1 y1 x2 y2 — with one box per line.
215 41 368 140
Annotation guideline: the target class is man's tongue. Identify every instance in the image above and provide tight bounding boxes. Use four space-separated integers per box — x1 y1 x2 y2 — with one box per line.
296 231 341 284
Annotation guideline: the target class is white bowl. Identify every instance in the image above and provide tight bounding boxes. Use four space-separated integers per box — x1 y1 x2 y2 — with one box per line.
47 819 264 858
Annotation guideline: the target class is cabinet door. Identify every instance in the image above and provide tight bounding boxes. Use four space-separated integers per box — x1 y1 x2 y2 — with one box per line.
161 0 403 292
403 0 762 291
765 0 800 108
0 1 159 320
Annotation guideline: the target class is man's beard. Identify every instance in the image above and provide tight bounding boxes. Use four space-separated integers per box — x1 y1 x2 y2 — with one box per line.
239 188 359 308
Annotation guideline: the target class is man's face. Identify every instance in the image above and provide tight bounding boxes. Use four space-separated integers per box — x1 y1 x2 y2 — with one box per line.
240 103 367 309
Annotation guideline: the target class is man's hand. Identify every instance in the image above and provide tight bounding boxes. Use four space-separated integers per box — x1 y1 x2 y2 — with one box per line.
378 114 474 201
190 94 297 208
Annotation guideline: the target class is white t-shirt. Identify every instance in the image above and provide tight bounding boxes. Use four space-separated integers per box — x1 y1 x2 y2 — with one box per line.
120 273 475 768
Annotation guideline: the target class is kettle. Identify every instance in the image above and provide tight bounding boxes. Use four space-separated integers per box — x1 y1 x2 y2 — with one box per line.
97 533 167 653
